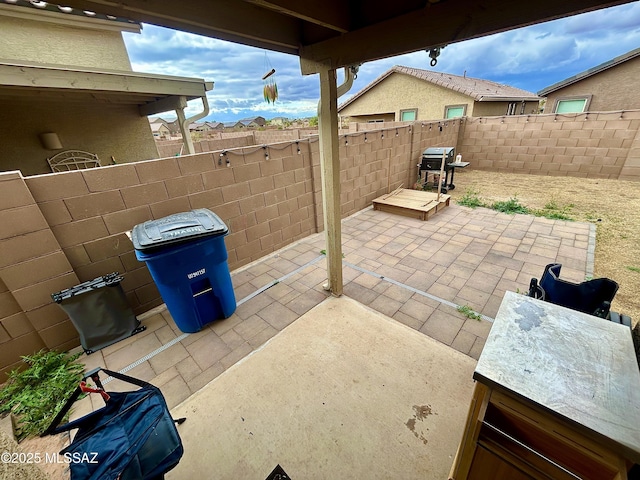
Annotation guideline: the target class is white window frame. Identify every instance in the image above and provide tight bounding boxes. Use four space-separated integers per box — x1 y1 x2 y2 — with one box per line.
553 95 592 114
444 104 466 119
399 109 418 121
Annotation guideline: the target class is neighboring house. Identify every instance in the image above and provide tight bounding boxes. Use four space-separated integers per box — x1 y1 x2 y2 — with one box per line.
0 2 212 175
538 48 640 114
239 116 267 128
223 121 244 129
338 66 540 123
149 116 180 135
189 122 211 132
206 121 224 129
150 121 171 138
270 117 289 126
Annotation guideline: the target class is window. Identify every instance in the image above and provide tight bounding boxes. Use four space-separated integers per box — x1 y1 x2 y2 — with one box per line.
506 102 517 115
555 98 588 113
400 109 417 121
444 105 466 118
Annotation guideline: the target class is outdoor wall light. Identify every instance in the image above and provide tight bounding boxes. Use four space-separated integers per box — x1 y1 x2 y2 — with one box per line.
364 134 368 142
345 137 349 146
296 141 301 154
39 132 63 150
263 145 269 160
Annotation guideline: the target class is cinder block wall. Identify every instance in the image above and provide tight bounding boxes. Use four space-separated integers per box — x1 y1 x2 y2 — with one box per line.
458 110 640 180
1 122 449 380
254 130 300 144
0 172 81 377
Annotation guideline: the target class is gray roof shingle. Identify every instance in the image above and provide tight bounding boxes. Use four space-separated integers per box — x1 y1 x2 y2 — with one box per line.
339 65 539 111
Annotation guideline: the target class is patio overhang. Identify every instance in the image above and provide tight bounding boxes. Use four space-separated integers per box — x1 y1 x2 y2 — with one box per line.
43 0 633 75
50 0 635 296
0 61 213 117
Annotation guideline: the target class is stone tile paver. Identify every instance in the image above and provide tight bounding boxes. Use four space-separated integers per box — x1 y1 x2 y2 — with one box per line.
258 302 299 330
419 307 464 346
233 315 270 342
77 204 592 416
185 334 232 371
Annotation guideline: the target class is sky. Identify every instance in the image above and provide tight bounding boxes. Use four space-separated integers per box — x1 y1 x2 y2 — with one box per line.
122 2 640 123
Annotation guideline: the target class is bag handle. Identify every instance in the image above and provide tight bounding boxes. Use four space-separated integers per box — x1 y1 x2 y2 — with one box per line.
42 367 157 436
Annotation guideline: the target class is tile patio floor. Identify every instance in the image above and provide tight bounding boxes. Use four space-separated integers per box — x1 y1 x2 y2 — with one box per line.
70 203 594 417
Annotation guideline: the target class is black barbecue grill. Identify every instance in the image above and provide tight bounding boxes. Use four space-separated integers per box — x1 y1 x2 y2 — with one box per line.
418 147 468 193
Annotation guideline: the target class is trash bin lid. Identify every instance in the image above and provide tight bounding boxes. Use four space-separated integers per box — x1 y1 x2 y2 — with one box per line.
131 209 228 251
422 147 454 158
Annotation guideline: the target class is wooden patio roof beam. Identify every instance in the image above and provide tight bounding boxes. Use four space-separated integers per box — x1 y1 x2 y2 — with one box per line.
299 0 634 73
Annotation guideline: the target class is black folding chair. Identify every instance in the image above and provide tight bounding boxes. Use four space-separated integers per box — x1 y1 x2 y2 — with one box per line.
528 263 631 327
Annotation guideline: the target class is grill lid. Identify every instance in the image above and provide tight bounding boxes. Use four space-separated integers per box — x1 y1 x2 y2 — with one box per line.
422 147 455 158
131 209 228 251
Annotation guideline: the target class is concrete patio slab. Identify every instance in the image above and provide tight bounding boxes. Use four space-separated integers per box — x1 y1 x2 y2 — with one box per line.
167 296 476 480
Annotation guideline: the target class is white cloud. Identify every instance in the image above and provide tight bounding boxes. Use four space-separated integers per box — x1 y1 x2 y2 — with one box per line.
123 2 640 121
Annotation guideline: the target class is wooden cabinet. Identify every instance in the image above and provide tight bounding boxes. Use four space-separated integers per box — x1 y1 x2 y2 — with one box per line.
450 292 640 480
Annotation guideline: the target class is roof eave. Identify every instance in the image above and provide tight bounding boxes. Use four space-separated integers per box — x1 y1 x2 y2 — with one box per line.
478 96 541 102
538 47 640 96
0 61 212 98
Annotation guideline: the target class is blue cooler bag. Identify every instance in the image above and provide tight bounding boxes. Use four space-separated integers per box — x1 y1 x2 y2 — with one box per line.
44 368 184 480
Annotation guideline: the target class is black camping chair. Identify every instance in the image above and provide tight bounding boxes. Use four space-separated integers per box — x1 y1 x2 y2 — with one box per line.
528 263 631 327
44 368 185 480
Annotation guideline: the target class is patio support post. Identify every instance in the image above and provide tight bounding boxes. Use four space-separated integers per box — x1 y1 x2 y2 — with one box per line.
318 66 343 296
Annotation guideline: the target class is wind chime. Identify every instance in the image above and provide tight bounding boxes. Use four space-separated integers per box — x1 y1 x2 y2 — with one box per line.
262 53 278 104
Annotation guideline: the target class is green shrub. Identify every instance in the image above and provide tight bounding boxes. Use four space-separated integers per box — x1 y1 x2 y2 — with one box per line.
0 350 84 440
457 305 482 321
490 197 530 215
457 188 486 209
534 198 574 221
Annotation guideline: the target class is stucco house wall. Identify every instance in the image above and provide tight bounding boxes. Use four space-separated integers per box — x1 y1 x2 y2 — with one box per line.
0 14 133 71
340 71 541 122
340 72 473 122
542 55 640 113
0 99 160 176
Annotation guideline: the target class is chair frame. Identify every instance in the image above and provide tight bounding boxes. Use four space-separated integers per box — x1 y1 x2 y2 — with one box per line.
47 150 101 172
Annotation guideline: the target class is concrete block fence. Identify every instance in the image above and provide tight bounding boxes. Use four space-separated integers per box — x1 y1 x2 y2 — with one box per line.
2 110 639 379
458 109 640 180
0 122 456 380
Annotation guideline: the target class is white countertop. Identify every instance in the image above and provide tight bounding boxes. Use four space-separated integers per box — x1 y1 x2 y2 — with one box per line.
475 291 640 463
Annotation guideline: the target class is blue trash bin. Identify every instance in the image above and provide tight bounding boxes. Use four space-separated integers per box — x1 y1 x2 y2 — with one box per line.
132 209 236 333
